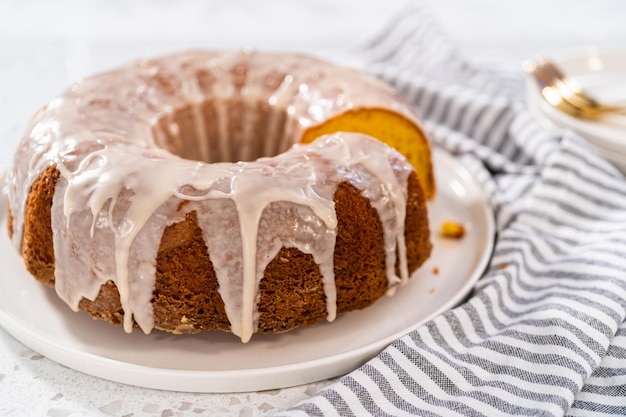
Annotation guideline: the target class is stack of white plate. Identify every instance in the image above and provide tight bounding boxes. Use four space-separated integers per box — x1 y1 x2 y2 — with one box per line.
526 48 626 175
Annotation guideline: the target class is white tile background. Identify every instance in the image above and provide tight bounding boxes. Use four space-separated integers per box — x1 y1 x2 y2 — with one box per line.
2 0 626 165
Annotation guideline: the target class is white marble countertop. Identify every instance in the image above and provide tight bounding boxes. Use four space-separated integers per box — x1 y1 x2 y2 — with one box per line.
1 0 626 415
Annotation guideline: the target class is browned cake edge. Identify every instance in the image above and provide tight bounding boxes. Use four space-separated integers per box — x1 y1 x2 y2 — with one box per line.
16 164 431 335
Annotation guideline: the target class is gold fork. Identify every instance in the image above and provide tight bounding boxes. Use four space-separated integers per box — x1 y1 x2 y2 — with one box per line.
523 58 626 119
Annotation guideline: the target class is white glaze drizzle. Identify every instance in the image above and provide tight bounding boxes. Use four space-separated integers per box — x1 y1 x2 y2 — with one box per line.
7 51 421 342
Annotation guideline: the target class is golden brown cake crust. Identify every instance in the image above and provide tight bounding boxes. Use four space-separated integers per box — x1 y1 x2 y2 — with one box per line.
9 51 434 340
20 164 59 287
20 167 430 335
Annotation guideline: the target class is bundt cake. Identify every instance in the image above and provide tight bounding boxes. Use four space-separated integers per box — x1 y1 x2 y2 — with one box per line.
7 50 433 342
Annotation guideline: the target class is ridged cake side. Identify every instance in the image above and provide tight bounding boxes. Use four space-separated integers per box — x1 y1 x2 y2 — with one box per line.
7 51 434 342
16 147 431 339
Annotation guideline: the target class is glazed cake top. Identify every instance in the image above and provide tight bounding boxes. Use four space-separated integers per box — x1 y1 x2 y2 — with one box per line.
8 51 419 342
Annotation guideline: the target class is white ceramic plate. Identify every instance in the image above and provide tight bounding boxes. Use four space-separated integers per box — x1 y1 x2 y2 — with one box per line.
0 148 494 393
526 48 626 173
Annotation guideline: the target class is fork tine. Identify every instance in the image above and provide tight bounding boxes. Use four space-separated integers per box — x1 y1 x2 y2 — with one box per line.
539 59 602 109
541 60 584 94
523 59 589 118
524 57 626 119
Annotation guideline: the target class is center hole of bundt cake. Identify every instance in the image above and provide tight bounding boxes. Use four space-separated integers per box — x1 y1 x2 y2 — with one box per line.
151 101 291 163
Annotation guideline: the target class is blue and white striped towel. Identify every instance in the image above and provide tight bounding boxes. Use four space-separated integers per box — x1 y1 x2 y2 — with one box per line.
277 8 626 417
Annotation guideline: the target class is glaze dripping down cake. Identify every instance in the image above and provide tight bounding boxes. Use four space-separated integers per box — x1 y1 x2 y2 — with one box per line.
7 50 433 342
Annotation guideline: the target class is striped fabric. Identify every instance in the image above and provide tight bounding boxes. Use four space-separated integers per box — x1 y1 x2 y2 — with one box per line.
276 8 626 417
